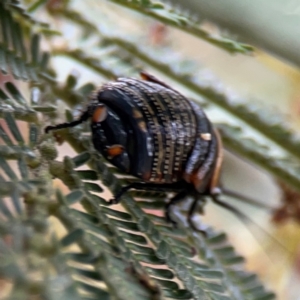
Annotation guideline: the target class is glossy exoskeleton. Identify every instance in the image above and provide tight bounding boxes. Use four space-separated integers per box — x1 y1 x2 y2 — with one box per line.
45 72 234 227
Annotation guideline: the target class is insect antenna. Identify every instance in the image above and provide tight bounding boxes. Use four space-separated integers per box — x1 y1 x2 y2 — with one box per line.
44 111 90 134
221 187 276 211
211 195 291 261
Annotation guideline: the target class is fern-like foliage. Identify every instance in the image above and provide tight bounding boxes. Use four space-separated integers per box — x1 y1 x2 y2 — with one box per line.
0 0 297 299
0 1 52 82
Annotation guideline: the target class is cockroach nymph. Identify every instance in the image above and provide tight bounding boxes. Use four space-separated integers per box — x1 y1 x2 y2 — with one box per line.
45 71 256 228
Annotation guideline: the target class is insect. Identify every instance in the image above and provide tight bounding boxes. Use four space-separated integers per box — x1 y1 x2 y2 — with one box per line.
45 71 260 227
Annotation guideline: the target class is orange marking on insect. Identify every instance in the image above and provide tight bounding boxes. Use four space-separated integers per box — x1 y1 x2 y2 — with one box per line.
106 144 124 158
209 129 223 194
92 105 107 123
140 71 150 81
142 171 151 181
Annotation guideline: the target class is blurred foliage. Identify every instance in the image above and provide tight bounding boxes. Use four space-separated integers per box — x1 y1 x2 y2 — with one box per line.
1 0 299 299
168 0 300 68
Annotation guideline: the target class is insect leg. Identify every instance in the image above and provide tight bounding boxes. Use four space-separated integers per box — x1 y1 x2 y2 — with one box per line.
108 183 140 204
187 196 208 234
165 190 189 225
211 195 290 259
211 195 247 220
44 111 90 134
221 188 275 210
187 197 205 219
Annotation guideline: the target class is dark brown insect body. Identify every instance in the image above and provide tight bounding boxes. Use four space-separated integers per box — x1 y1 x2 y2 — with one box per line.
45 72 224 225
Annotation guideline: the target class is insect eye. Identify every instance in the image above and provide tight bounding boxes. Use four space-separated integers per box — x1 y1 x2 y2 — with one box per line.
92 104 107 123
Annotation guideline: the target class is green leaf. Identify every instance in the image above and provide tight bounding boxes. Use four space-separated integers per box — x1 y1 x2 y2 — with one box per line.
28 0 48 13
84 182 103 192
0 7 10 48
72 267 103 281
0 48 8 74
18 158 28 179
40 51 50 71
0 123 13 146
30 34 40 66
119 230 148 245
76 170 98 180
32 105 56 112
4 113 24 145
145 267 174 279
77 83 95 96
66 73 78 89
67 252 98 264
0 156 18 180
0 197 14 219
162 289 192 299
101 206 132 221
65 190 84 204
11 188 22 215
29 124 38 146
60 228 84 247
5 82 27 106
76 281 110 299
